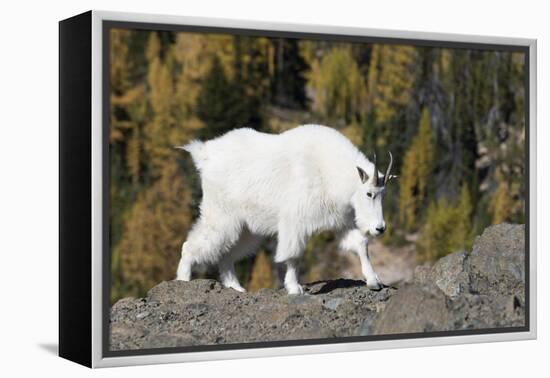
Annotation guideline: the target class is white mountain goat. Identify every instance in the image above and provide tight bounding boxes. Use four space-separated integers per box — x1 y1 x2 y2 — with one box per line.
175 124 396 294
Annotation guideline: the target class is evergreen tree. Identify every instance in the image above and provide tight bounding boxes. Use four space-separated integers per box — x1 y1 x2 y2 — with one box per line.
271 38 308 109
196 55 263 139
195 55 233 137
445 51 479 198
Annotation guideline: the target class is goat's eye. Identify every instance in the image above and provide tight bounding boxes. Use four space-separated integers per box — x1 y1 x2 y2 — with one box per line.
366 192 373 198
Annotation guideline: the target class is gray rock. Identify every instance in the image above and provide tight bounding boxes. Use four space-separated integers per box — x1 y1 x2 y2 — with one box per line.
467 224 525 299
413 264 432 284
110 278 395 351
110 224 526 351
431 251 468 298
369 224 526 335
323 297 344 311
136 311 150 320
371 284 450 334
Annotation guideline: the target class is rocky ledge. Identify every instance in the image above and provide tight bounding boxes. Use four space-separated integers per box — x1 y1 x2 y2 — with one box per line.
110 224 526 351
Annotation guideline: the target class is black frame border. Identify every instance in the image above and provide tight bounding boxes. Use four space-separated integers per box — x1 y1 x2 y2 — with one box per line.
59 11 93 367
101 19 531 359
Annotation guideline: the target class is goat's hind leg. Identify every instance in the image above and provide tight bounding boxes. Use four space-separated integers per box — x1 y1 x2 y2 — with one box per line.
176 217 240 282
218 257 245 292
218 230 263 292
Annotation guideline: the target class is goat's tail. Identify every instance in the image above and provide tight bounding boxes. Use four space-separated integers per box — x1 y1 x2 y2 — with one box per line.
175 140 207 169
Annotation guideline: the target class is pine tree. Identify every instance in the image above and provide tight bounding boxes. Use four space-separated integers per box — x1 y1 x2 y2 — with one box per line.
195 55 232 138
196 55 263 139
271 38 308 109
445 50 479 197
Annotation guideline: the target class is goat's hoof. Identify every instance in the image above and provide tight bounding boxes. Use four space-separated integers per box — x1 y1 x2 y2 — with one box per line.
223 283 247 292
366 275 383 291
286 284 304 295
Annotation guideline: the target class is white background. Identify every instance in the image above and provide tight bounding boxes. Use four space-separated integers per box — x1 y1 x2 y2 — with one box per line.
0 0 547 376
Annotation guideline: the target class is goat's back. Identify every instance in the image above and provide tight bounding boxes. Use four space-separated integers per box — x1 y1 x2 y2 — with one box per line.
194 125 366 225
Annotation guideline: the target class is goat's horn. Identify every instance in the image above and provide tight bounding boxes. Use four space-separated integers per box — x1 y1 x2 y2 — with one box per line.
372 153 379 186
384 151 393 185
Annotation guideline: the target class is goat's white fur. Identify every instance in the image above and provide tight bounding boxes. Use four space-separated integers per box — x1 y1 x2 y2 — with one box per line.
176 124 389 294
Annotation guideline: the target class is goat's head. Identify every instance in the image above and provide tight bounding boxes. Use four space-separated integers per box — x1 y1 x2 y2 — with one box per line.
351 151 397 237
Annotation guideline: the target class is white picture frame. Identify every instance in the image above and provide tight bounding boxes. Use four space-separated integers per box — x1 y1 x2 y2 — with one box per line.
59 10 537 368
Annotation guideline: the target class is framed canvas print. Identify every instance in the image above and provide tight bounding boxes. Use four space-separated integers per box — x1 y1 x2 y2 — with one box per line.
59 10 537 368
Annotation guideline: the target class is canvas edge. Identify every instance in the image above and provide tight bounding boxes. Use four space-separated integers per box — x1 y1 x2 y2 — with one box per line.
528 39 537 341
89 9 537 368
91 9 103 369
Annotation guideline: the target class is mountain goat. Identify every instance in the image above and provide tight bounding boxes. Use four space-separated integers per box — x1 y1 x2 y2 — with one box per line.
176 124 395 294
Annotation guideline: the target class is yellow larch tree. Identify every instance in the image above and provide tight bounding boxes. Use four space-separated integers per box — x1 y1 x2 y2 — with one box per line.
308 47 367 124
489 167 513 224
367 45 417 124
399 107 434 230
247 250 274 291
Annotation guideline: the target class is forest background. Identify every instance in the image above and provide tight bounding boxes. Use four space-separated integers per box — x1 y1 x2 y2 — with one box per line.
108 27 526 303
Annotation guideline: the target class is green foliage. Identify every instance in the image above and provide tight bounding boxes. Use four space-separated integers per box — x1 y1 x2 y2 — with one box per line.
195 55 233 135
271 39 308 109
196 55 263 139
416 184 473 262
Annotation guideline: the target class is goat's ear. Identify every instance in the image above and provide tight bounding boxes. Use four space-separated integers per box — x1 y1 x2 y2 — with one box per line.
357 166 369 184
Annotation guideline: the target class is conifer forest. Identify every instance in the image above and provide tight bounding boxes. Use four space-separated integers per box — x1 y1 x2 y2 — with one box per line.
108 28 526 303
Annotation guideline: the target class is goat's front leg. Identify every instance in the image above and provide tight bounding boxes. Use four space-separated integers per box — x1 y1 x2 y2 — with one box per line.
176 242 193 281
283 259 304 295
275 221 306 295
339 229 382 290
